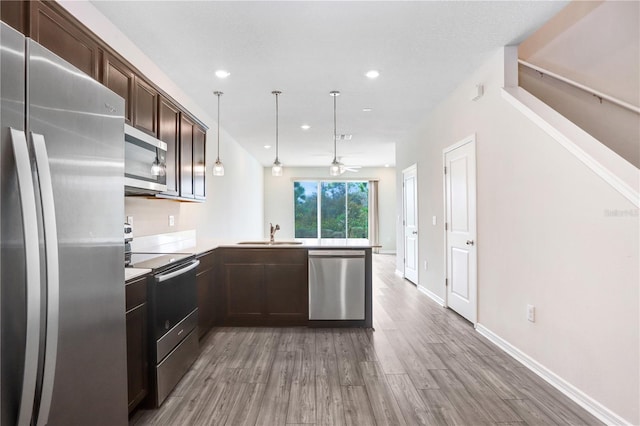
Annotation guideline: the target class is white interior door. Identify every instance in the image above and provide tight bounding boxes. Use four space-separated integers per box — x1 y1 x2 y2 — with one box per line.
403 165 418 284
444 137 477 323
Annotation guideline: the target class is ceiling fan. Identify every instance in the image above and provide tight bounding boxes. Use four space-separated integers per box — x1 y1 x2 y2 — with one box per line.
338 158 362 174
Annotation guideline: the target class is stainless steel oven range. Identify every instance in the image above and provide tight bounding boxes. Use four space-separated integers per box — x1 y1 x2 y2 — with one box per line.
128 253 199 407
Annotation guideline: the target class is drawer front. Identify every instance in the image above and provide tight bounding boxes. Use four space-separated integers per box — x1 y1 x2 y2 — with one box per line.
126 276 147 311
155 329 198 406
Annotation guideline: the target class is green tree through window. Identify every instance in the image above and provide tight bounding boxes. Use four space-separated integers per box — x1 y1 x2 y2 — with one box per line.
294 182 317 238
294 181 368 241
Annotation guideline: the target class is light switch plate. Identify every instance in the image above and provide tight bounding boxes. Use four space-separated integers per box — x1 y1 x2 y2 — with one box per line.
168 215 175 227
432 216 437 226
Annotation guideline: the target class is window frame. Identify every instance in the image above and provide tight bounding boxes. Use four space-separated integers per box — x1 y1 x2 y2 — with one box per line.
293 179 369 245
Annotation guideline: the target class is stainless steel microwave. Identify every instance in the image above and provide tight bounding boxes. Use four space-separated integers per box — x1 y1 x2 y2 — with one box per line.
124 124 168 194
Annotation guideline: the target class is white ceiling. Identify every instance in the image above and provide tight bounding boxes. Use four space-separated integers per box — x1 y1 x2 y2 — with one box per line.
90 1 567 168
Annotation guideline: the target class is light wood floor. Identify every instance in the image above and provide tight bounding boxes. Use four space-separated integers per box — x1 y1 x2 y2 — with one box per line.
131 254 602 426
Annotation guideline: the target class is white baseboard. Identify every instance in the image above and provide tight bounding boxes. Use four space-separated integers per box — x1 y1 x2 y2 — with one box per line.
394 269 404 278
476 324 631 426
417 285 445 307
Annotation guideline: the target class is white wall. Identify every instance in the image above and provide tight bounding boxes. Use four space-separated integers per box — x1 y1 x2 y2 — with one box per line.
60 1 264 240
518 1 640 168
519 0 639 107
263 167 396 253
396 48 639 424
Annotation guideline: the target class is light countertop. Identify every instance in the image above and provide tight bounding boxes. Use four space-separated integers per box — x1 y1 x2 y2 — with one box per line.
181 239 373 255
125 268 151 282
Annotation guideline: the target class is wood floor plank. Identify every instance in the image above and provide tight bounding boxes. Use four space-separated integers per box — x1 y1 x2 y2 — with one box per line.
287 349 316 424
430 344 522 423
255 350 296 426
224 383 267 426
386 373 444 425
315 329 336 356
315 353 346 426
133 396 183 425
430 368 494 425
193 368 244 425
483 356 602 425
333 329 365 386
370 328 406 375
183 367 240 425
505 397 563 425
419 388 469 426
360 361 407 425
238 328 280 384
349 328 378 362
341 386 376 426
372 300 399 330
385 329 440 389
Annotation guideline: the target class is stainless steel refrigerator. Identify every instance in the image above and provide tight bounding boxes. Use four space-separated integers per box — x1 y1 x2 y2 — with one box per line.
1 22 128 425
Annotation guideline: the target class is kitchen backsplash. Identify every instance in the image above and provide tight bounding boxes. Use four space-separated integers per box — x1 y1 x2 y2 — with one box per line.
125 197 186 237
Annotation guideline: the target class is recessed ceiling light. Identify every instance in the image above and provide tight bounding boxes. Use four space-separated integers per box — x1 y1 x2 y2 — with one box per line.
384 164 390 168
362 108 373 112
215 70 230 78
365 70 379 79
301 124 311 130
264 145 271 149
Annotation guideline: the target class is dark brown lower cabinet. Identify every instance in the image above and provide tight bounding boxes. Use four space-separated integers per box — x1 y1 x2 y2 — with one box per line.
222 249 308 326
125 276 149 413
196 251 216 338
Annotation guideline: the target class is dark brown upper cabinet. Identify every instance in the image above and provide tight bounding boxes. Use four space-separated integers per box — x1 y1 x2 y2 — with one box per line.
158 96 180 197
102 52 134 124
3 0 208 202
180 115 195 199
133 76 158 136
29 1 100 79
193 125 206 200
1 1 28 34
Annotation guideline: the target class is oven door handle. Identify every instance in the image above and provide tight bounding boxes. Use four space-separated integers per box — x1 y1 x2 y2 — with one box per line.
155 260 200 283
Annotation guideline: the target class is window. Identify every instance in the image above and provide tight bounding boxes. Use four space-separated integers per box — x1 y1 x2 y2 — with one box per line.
294 181 368 243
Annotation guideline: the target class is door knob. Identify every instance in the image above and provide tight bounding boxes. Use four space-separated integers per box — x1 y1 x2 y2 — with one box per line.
412 231 418 234
466 240 475 246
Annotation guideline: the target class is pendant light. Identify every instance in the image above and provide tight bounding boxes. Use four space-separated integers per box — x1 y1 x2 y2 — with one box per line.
329 90 342 176
271 90 283 176
213 91 225 176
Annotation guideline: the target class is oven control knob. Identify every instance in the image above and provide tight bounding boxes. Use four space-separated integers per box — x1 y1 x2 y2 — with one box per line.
165 320 170 330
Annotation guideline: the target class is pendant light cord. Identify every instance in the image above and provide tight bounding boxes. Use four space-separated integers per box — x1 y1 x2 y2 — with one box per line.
275 92 279 162
333 94 337 162
214 91 222 161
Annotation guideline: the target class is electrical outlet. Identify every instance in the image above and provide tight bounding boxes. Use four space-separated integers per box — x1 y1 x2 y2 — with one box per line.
168 215 175 227
432 216 437 226
126 216 133 226
527 304 535 322
423 260 428 270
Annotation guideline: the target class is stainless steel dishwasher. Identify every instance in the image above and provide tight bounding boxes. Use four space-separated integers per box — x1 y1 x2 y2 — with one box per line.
309 250 365 320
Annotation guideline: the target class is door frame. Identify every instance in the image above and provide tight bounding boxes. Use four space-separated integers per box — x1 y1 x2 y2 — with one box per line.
402 164 418 283
442 134 477 325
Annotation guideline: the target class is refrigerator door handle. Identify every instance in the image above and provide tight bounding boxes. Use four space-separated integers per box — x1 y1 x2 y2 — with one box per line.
31 133 60 426
10 128 41 426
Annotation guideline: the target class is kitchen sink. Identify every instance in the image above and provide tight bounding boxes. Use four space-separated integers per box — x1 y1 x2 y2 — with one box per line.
237 241 303 245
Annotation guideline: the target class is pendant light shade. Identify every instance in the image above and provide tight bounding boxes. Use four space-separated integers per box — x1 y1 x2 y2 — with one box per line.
271 90 283 177
213 91 225 176
329 90 342 176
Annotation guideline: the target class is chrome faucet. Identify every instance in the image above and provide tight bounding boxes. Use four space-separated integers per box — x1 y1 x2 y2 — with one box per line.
269 223 280 243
